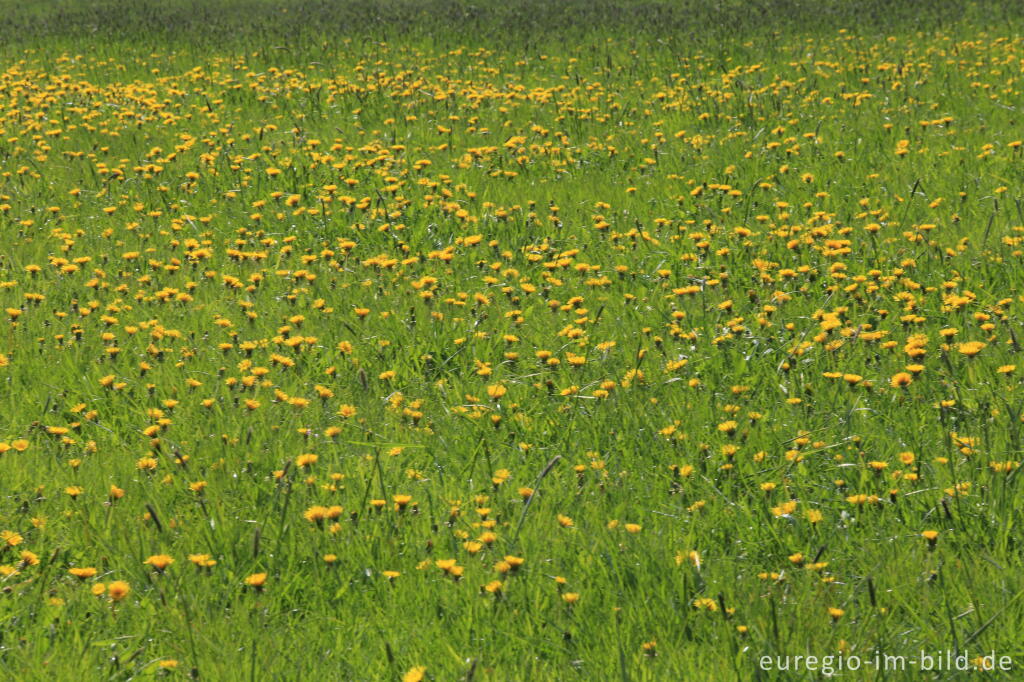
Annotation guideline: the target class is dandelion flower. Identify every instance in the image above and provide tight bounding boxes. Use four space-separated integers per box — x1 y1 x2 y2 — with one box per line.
244 573 267 590
958 341 986 357
144 554 174 573
890 372 913 388
402 667 426 682
107 580 131 602
69 567 98 580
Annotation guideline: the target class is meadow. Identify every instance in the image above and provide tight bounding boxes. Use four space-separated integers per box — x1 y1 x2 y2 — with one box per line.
2 0 1024 678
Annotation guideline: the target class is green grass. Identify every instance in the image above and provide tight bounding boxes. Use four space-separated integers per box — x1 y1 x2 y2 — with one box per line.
2 0 1024 679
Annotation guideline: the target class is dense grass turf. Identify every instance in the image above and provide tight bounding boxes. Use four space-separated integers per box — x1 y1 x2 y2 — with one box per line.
2 0 1024 679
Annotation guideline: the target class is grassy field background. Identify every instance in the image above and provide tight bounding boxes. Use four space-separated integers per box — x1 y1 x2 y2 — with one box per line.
2 0 1024 679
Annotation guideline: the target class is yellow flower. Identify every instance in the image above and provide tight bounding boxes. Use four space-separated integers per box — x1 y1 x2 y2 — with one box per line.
676 550 701 569
69 567 98 579
144 554 174 572
435 558 459 574
890 372 913 388
771 500 797 517
107 580 131 602
958 341 986 357
504 555 524 572
295 453 318 468
244 572 267 589
189 553 217 568
1 530 23 547
402 666 426 682
693 598 718 611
